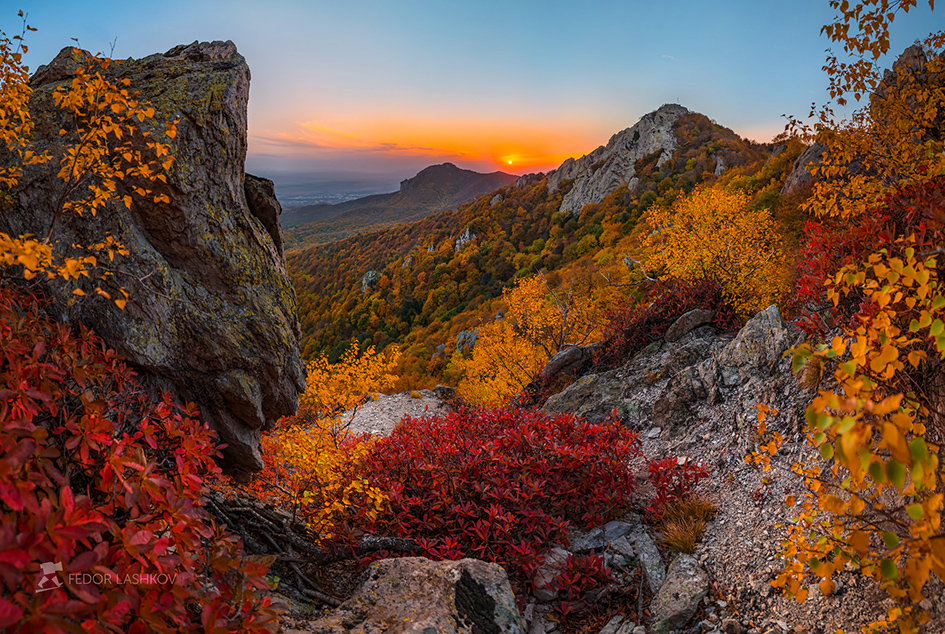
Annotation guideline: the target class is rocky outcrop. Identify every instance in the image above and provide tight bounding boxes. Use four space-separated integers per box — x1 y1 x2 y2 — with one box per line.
307 557 525 634
546 104 688 214
361 270 380 293
780 142 825 196
541 343 599 379
456 329 479 355
2 42 305 476
543 306 795 433
664 309 715 343
455 225 476 252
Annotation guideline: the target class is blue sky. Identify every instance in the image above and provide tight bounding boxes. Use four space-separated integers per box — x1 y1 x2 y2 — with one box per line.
11 0 943 191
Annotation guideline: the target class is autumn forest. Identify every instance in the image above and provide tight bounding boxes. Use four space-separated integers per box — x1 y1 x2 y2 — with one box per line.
2 1 945 633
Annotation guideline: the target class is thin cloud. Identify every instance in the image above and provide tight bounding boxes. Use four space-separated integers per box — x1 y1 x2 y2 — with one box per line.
662 54 677 60
250 122 462 157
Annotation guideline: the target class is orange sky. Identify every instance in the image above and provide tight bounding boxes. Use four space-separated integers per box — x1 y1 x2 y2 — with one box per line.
249 115 612 174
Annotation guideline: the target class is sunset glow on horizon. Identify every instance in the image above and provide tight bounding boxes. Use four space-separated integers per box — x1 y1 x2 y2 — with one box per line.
17 0 944 194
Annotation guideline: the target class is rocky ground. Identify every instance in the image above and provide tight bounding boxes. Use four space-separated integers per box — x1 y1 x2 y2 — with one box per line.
337 389 451 437
280 307 945 634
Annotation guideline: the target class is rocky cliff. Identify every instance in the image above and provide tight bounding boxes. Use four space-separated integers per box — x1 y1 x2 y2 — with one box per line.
1 41 305 477
546 103 688 214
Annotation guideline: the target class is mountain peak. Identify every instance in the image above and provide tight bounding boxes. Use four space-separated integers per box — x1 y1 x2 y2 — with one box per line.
547 104 689 214
282 164 518 245
400 162 513 192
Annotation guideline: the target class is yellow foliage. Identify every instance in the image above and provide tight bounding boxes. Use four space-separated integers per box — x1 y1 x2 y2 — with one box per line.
0 23 174 306
794 2 945 222
258 426 386 538
244 344 400 537
453 320 546 406
643 185 786 315
300 342 401 420
775 236 945 632
759 6 945 630
450 273 611 405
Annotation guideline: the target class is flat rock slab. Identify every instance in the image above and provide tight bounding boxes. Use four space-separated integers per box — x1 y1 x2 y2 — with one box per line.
650 554 709 634
308 557 525 634
570 521 634 553
532 547 572 602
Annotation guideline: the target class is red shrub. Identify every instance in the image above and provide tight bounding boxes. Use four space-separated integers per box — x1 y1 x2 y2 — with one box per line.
645 456 711 517
596 278 740 369
549 553 615 601
0 285 278 633
351 407 641 593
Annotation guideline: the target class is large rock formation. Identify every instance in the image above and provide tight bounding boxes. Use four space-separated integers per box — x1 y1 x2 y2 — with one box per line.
305 557 525 634
1 41 305 476
780 142 825 196
546 103 688 214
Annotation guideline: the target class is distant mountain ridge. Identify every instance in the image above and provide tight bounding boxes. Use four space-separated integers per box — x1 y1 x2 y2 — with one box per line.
281 163 518 248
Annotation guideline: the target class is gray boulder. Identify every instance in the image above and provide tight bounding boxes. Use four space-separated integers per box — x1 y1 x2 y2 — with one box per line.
649 554 709 634
570 520 634 553
543 369 636 426
541 342 599 379
625 526 666 594
714 305 791 387
664 309 715 343
309 557 525 634
5 41 305 476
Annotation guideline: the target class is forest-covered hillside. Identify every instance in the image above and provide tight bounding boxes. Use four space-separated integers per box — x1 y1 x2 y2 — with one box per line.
287 112 808 388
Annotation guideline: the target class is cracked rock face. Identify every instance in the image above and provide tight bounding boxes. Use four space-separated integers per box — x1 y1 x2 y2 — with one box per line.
543 306 794 434
1 42 305 477
649 554 709 634
545 103 688 215
307 557 525 634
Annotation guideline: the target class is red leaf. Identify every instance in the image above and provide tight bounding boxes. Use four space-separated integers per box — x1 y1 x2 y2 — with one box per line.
0 598 23 628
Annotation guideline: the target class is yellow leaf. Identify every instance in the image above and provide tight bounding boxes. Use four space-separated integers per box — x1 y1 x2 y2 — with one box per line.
849 530 870 555
883 422 912 466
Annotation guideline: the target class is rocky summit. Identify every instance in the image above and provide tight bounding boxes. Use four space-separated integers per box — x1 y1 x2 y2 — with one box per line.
545 103 689 214
1 41 305 477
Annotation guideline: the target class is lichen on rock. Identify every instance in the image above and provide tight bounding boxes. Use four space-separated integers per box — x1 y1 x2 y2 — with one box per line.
1 41 305 477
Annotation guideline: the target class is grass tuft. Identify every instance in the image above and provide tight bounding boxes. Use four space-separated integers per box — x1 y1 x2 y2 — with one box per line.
657 495 717 554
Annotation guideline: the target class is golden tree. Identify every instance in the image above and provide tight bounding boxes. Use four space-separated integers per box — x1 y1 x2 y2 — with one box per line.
749 3 945 632
451 273 608 405
236 344 400 537
0 16 175 306
643 185 786 315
